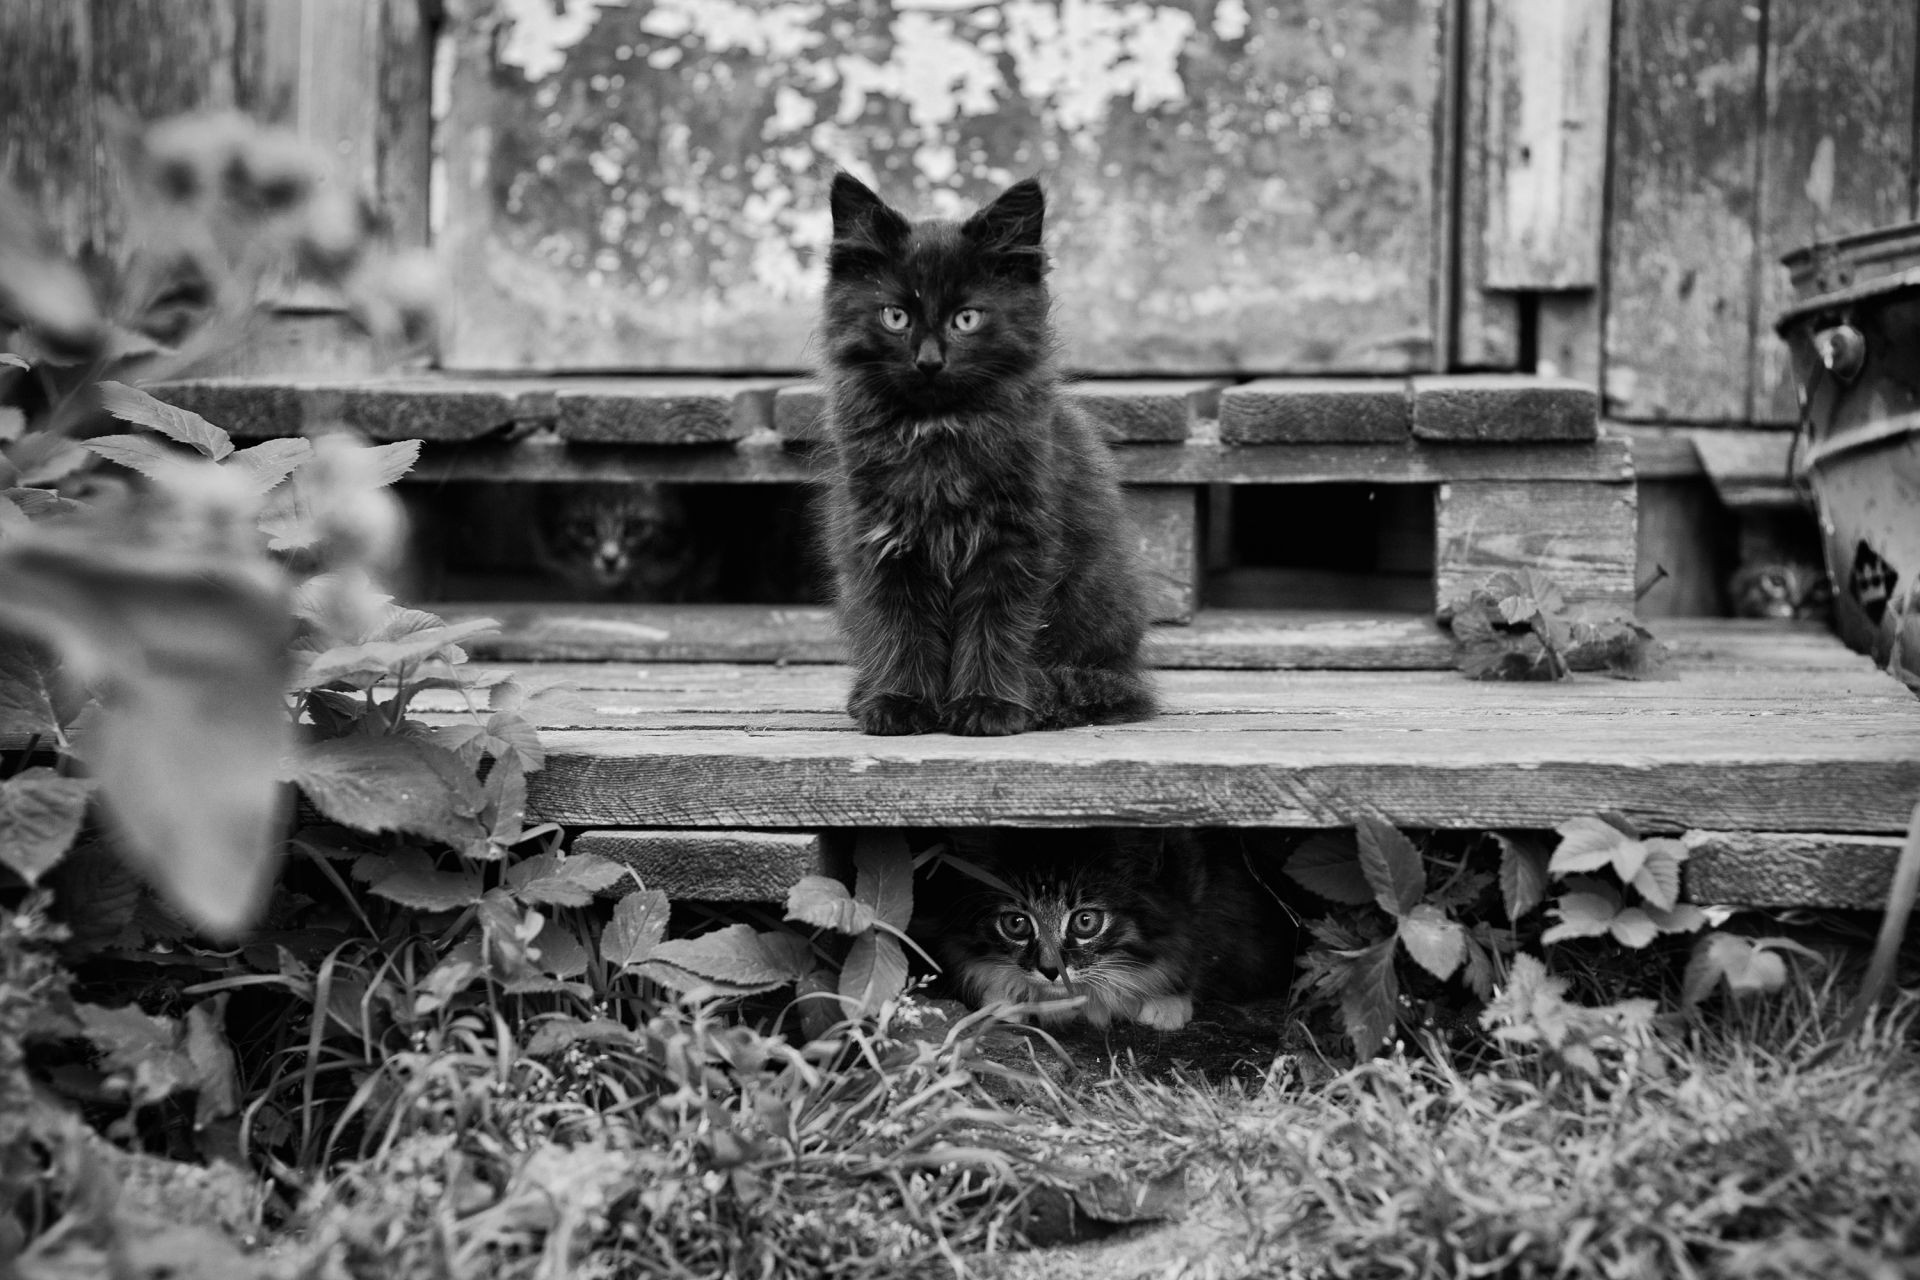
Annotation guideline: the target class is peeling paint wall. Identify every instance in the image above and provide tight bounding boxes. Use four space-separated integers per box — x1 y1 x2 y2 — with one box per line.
443 0 1443 373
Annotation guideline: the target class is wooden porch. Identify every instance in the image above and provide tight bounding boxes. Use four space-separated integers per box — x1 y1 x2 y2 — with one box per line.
417 616 1920 910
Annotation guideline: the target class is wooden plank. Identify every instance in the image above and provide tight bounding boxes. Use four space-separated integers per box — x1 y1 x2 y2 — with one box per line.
91 0 240 120
375 0 433 249
1636 478 1728 618
512 703 1920 832
1128 487 1200 624
573 830 833 902
1219 379 1410 444
1435 479 1637 610
1605 0 1766 422
1684 830 1908 908
1751 0 1918 424
1535 293 1604 388
554 379 781 444
1481 0 1611 289
776 380 1222 444
1411 374 1598 441
0 0 96 256
1613 424 1703 479
447 604 1464 670
1455 0 1523 368
1688 428 1798 509
150 375 553 441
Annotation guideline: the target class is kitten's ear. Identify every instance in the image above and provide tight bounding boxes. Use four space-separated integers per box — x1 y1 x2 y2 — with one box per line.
962 178 1047 280
829 171 909 248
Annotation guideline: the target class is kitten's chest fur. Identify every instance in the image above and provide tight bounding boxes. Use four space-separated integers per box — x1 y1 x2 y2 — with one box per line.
840 416 1041 573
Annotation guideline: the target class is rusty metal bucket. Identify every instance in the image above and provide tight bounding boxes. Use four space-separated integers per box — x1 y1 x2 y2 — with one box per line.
1775 221 1920 679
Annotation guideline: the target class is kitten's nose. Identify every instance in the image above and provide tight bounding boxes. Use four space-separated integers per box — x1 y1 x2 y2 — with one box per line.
1035 960 1061 981
914 337 945 374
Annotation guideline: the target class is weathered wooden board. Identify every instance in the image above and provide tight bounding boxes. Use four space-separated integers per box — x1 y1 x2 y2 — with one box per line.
1435 478 1636 611
1635 478 1728 618
1480 0 1611 289
1454 0 1522 369
1127 487 1201 624
487 648 1920 831
448 605 1462 669
0 0 96 254
1683 830 1908 909
574 829 834 901
1750 0 1918 424
773 379 1221 444
1219 379 1410 443
1605 0 1766 422
437 0 1443 374
1410 374 1597 441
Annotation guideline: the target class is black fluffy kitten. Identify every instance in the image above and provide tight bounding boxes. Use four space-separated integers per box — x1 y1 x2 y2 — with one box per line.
917 829 1296 1030
818 172 1154 736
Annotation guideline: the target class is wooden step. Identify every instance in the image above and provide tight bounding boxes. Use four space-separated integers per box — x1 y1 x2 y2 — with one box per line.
414 622 1920 852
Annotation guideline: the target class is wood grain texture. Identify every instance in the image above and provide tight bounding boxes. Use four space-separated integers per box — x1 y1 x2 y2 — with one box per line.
150 375 554 441
1435 478 1637 610
1454 0 1523 369
1750 0 1918 424
1411 374 1598 441
573 829 831 902
1605 0 1766 422
1481 0 1610 289
775 380 1222 444
1127 487 1200 624
446 604 1463 669
0 0 96 254
1636 478 1729 618
376 0 432 248
554 379 781 444
1219 379 1410 443
1683 830 1908 908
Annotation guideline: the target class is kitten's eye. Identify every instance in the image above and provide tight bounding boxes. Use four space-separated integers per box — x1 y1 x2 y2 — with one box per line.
997 911 1033 942
880 305 910 332
1068 909 1106 938
951 308 983 333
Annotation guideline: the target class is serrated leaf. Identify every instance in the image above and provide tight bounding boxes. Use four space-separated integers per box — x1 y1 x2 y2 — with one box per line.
287 736 486 846
1495 834 1550 921
1396 903 1466 980
1550 815 1639 876
854 832 913 931
786 875 874 934
1460 934 1495 999
603 889 670 969
355 848 482 911
223 438 311 494
1607 907 1659 949
483 710 544 771
1630 839 1686 911
0 766 90 885
1283 832 1372 905
98 382 233 458
3 486 81 520
83 432 192 480
1541 888 1620 945
642 924 813 998
840 930 909 1015
0 353 28 371
507 851 627 906
293 618 501 691
1683 932 1748 1007
359 439 422 487
0 638 63 737
484 756 528 849
7 433 90 485
1356 816 1424 918
530 915 590 978
1645 903 1707 935
1339 938 1400 1058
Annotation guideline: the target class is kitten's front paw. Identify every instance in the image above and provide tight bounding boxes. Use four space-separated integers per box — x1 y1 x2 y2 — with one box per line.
945 695 1033 736
851 691 940 736
1135 995 1194 1031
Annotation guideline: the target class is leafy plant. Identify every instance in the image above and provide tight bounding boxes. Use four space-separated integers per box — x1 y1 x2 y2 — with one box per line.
1287 813 1720 1060
1446 569 1668 681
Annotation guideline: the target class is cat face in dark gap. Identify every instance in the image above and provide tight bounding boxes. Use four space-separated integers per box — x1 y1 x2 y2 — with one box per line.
538 483 683 593
822 172 1054 412
938 831 1186 1025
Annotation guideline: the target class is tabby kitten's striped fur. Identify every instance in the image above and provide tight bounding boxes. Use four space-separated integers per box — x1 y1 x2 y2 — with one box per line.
918 829 1295 1030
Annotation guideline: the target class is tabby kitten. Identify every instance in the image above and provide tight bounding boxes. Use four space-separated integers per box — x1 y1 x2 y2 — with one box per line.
531 481 719 601
818 172 1154 736
918 829 1296 1031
